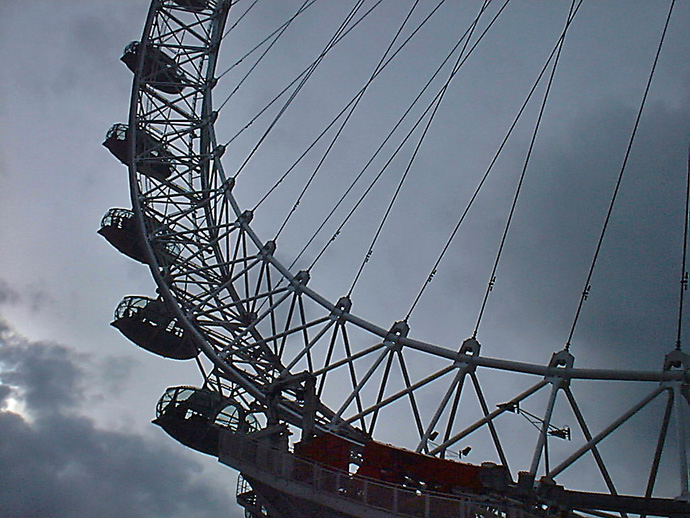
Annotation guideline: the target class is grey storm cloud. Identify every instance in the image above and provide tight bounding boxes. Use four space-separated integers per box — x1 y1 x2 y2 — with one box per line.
492 94 690 358
0 280 20 307
0 318 235 518
0 1 688 512
0 278 52 313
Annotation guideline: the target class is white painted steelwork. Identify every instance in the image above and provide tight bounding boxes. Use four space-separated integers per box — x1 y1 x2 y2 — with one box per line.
103 1 690 516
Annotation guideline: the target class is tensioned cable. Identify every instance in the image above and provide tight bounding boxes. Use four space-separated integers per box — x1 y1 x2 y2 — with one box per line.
242 0 504 325
304 95 443 271
404 0 582 322
230 0 372 181
305 0 512 273
674 148 689 351
222 0 259 40
217 2 382 156
471 0 580 337
565 0 676 350
271 0 425 242
252 0 449 213
241 0 457 318
216 0 317 113
283 0 490 272
348 1 492 298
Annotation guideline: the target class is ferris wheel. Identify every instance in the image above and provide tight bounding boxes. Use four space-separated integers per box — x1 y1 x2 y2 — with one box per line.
99 1 690 516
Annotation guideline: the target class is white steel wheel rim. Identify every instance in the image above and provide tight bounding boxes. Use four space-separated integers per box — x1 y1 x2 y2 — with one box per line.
123 0 689 503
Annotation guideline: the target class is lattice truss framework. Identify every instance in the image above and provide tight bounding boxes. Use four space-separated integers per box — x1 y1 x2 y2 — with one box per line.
122 0 689 500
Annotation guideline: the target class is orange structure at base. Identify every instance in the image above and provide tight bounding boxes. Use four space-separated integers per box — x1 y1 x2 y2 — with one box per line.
294 432 352 472
295 433 485 495
357 441 484 494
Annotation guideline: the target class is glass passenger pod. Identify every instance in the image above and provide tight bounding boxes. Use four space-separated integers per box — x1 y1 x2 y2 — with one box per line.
98 208 182 265
103 124 174 181
121 41 187 94
236 475 270 518
170 0 209 12
111 296 198 360
154 386 258 456
215 401 259 434
98 208 148 263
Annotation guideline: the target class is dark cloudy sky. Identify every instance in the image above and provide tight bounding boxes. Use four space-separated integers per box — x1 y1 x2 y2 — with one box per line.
0 1 244 516
0 315 237 517
1 0 689 515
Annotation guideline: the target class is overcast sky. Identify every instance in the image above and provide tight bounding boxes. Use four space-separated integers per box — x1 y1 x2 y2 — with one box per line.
1 0 689 515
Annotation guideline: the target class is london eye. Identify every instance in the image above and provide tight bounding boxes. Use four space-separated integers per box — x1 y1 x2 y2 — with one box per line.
99 1 690 516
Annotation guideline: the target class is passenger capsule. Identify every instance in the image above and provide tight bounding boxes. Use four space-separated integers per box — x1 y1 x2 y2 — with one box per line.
98 208 148 263
153 386 258 456
98 208 181 265
171 0 209 12
111 296 198 360
103 123 174 181
121 41 186 94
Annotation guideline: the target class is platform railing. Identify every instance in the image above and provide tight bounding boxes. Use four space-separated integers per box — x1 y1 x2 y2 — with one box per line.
220 432 542 518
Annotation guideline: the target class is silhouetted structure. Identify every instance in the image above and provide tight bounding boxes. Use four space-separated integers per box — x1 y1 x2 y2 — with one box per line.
98 208 180 265
103 123 174 181
154 386 259 455
121 41 187 94
111 296 197 360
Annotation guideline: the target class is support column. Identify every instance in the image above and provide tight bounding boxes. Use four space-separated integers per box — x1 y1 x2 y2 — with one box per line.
529 349 573 477
529 382 559 477
674 382 689 500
